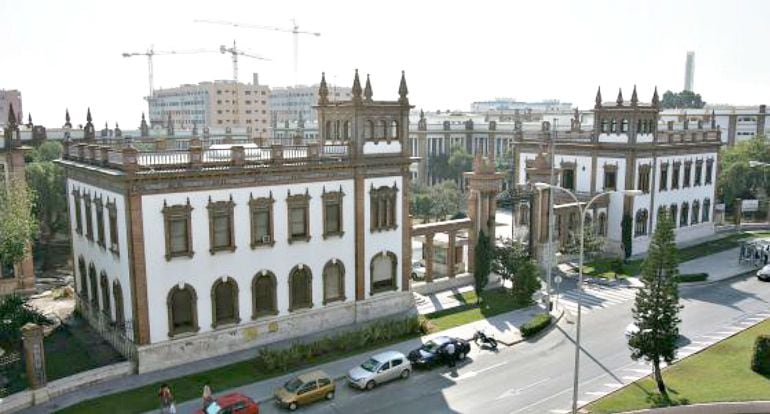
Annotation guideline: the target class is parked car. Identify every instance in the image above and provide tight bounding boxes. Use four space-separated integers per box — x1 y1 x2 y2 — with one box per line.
411 261 427 281
195 392 259 414
347 350 412 390
407 336 471 367
274 370 335 411
757 264 770 281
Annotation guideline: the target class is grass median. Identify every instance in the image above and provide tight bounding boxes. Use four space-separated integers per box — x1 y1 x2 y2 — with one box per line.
585 318 770 413
58 288 532 414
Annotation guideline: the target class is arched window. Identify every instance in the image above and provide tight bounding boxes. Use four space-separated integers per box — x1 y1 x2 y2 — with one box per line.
324 121 332 141
343 121 350 141
323 260 345 304
167 284 199 337
365 120 375 140
379 120 388 139
334 120 341 140
89 263 98 306
113 280 126 330
634 209 649 237
390 120 399 139
669 204 679 228
600 119 608 133
289 265 313 311
680 202 689 227
702 198 711 222
211 278 239 327
621 119 629 133
370 251 397 294
100 271 111 318
691 200 700 225
252 271 277 318
637 119 642 133
78 256 87 298
597 212 607 236
610 119 617 133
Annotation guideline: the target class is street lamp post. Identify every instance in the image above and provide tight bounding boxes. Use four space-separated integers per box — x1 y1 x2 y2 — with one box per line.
534 183 642 414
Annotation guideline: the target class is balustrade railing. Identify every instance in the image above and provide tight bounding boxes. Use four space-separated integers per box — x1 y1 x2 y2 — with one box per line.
137 150 190 166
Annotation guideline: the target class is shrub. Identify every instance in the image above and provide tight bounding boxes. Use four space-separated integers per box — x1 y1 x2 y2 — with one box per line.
751 335 770 375
520 313 553 338
609 258 625 274
675 273 708 283
255 315 423 374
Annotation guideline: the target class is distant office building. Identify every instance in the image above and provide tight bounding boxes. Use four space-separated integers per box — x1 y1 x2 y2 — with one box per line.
470 98 572 114
684 51 695 92
270 84 352 126
660 104 768 145
0 90 22 127
148 73 270 139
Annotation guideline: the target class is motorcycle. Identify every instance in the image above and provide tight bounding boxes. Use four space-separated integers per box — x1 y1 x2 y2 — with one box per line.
472 329 498 351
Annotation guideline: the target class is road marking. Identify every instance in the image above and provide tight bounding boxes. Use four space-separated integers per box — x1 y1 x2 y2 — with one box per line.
452 361 508 380
496 377 550 400
744 317 765 321
701 335 725 340
679 346 700 351
622 368 650 374
622 375 640 380
603 383 623 388
549 410 570 414
691 341 712 345
586 391 606 396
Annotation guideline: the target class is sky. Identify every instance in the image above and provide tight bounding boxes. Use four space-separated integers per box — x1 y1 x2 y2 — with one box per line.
1 0 769 128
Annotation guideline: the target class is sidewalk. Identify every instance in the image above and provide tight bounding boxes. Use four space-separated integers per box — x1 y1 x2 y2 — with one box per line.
154 303 549 414
679 246 757 282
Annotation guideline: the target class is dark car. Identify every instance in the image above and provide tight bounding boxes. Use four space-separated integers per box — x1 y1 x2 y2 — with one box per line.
194 392 259 414
407 336 470 367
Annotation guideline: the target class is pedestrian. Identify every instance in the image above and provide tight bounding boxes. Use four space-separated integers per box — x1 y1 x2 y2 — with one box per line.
158 383 172 413
202 381 213 409
445 341 456 368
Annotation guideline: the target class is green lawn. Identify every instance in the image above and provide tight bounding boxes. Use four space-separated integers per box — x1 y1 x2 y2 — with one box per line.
424 288 531 332
59 289 532 414
586 318 770 413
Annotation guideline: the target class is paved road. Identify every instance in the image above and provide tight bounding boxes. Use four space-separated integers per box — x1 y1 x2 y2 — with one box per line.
250 274 770 414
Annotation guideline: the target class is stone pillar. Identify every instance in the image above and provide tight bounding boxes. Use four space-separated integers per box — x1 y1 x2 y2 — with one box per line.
122 146 139 175
424 233 434 283
447 231 456 278
21 323 47 398
271 144 284 162
465 154 505 273
230 145 244 167
155 139 167 151
100 146 110 166
189 146 203 169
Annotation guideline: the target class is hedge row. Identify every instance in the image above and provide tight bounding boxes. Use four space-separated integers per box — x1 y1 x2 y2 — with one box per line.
520 313 552 338
256 316 428 373
675 273 709 283
751 335 770 375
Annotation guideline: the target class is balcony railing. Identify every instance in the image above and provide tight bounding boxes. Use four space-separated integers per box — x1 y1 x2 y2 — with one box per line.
61 140 352 174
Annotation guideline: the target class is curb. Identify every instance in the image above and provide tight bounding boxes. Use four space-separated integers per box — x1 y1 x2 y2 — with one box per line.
680 269 755 287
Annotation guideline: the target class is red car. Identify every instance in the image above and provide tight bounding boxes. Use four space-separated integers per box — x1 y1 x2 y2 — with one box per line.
194 392 259 414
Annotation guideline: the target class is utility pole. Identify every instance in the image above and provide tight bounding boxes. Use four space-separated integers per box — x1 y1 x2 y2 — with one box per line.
545 119 557 311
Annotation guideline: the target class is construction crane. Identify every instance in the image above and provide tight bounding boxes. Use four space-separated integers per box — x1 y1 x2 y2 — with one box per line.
219 40 269 83
122 47 215 98
195 18 321 86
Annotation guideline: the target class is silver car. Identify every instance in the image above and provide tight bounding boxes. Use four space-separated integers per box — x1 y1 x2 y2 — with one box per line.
347 350 411 390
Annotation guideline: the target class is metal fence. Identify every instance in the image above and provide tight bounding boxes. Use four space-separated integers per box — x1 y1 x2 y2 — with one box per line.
0 345 26 397
76 295 136 362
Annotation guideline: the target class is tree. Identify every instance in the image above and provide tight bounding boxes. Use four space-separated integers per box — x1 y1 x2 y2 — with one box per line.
510 260 541 301
660 90 705 109
0 294 52 347
621 214 633 259
26 161 68 270
473 230 492 304
430 180 464 221
492 238 528 293
447 146 473 183
718 135 770 209
628 210 682 400
0 177 38 268
31 141 63 163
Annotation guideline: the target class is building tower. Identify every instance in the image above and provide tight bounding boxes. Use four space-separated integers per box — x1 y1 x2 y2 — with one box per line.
684 51 695 92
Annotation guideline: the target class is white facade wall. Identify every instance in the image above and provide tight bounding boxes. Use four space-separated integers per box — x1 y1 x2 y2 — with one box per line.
363 141 402 155
364 176 404 298
141 180 356 344
67 179 132 323
598 133 629 143
596 157 627 247
554 154 592 193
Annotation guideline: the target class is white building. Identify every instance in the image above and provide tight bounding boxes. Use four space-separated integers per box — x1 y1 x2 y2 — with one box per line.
270 83 352 127
58 70 415 372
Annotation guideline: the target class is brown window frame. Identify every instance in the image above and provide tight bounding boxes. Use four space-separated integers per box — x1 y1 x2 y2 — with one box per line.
207 196 236 254
249 193 275 248
322 260 346 304
72 188 83 235
167 284 200 337
211 278 240 328
659 162 669 191
288 265 313 312
95 195 106 248
637 165 651 193
370 184 399 232
322 187 345 239
106 199 119 255
634 209 649 237
287 190 311 244
705 159 714 185
370 251 398 295
162 199 194 261
694 160 704 186
100 271 111 318
691 200 701 225
603 165 617 191
252 271 278 319
683 161 692 188
672 161 681 189
84 192 94 241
